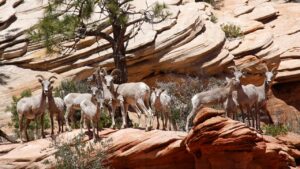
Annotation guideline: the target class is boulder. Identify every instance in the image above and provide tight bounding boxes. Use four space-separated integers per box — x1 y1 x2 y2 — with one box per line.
185 107 296 169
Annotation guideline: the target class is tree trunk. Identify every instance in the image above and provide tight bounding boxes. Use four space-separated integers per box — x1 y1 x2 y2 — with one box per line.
112 24 128 84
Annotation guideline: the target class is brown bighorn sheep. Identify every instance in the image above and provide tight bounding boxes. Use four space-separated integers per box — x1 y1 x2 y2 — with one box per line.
151 88 172 130
230 66 258 128
47 79 65 135
17 75 51 143
185 78 236 132
94 69 126 129
80 93 104 140
99 68 153 131
223 77 239 120
253 64 275 130
63 86 100 131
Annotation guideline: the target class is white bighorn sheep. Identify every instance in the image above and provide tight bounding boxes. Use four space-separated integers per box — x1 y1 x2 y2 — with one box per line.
185 77 236 132
230 66 258 128
223 78 239 120
80 93 104 140
17 75 52 143
93 68 126 129
151 88 172 130
99 68 153 131
63 86 100 131
253 64 275 130
47 80 65 135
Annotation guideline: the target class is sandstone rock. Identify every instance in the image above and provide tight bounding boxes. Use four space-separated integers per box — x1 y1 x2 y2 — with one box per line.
1 42 27 60
0 5 16 25
231 30 273 56
239 3 278 21
185 107 296 169
219 16 264 34
233 4 255 17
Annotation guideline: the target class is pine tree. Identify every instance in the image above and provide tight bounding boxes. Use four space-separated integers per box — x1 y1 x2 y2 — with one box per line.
29 0 169 83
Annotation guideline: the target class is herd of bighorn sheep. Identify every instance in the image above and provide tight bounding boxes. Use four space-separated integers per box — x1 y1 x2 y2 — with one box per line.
16 64 275 143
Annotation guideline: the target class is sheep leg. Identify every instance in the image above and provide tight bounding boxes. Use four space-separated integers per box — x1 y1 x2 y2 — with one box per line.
34 117 38 140
80 111 84 135
185 105 201 132
132 104 143 128
50 113 54 136
24 119 30 142
91 119 96 141
19 114 24 143
65 107 73 131
167 111 172 131
156 111 160 130
110 103 116 129
239 105 245 123
137 99 152 131
41 114 46 138
120 101 127 129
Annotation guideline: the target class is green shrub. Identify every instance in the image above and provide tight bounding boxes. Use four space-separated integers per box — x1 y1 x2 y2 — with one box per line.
54 80 90 98
262 124 289 137
195 0 222 8
54 134 110 169
156 76 224 131
221 24 243 39
6 89 51 138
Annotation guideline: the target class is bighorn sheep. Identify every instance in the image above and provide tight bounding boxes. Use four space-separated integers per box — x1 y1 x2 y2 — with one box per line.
80 94 104 140
93 68 126 129
99 68 153 131
47 80 65 135
185 77 236 132
230 66 258 128
151 88 172 130
223 78 239 120
253 64 275 130
63 86 100 131
17 75 51 143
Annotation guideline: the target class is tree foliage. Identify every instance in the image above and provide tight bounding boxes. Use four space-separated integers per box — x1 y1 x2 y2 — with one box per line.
29 0 170 83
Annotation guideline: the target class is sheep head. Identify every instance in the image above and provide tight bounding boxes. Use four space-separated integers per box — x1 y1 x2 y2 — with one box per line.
36 75 53 94
228 65 245 83
262 63 275 85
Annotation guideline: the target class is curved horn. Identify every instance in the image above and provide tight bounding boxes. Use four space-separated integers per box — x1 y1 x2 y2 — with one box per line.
110 69 121 77
228 65 238 71
271 66 276 72
262 63 269 72
100 67 108 75
36 75 45 80
48 75 58 81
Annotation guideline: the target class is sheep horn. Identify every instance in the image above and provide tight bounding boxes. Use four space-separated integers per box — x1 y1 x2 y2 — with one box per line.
36 75 45 80
48 76 58 81
228 65 238 71
110 69 121 77
271 66 276 72
262 63 269 72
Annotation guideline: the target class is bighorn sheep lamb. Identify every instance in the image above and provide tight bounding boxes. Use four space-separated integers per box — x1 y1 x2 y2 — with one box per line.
17 75 52 143
253 64 275 130
223 78 239 120
47 79 65 135
99 68 153 131
80 94 104 140
151 88 172 130
230 66 258 128
93 68 126 129
64 86 100 131
185 77 236 132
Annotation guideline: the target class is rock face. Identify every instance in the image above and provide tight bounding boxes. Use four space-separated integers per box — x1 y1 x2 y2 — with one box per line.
0 108 299 169
184 107 297 169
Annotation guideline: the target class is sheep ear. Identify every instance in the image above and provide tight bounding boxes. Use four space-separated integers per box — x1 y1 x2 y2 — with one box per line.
50 80 55 84
151 87 156 91
225 77 230 83
38 78 43 83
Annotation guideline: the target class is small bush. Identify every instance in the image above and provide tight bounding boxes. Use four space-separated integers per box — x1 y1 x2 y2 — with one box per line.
6 89 51 138
221 24 243 39
196 0 223 8
54 134 110 169
54 80 90 98
262 124 289 137
156 76 224 131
